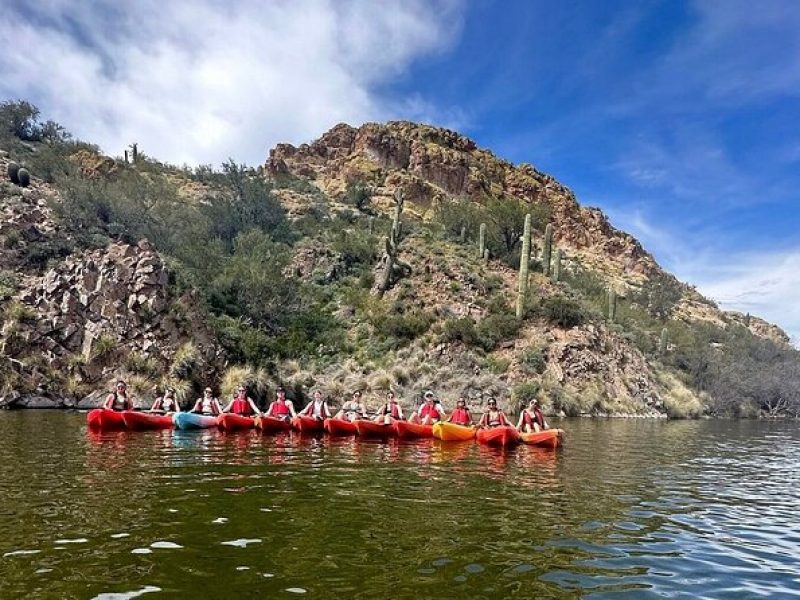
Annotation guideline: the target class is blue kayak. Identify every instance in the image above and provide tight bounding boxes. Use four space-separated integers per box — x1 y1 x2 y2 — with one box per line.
173 413 219 430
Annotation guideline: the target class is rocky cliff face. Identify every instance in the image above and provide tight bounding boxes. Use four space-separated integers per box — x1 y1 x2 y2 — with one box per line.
0 156 220 408
265 121 789 346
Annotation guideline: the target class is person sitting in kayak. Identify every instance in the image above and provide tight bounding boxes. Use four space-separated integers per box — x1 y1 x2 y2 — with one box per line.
150 386 181 413
103 380 134 411
335 390 367 422
412 391 446 425
222 385 261 416
265 388 297 421
447 397 473 426
374 390 404 425
517 399 548 433
191 387 222 415
478 397 510 428
300 389 331 420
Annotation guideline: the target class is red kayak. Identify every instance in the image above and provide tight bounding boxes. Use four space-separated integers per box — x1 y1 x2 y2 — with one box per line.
217 414 255 431
255 416 292 434
87 409 126 430
395 420 434 439
356 419 398 439
324 418 358 436
292 415 325 433
122 411 174 430
476 425 521 448
520 429 563 449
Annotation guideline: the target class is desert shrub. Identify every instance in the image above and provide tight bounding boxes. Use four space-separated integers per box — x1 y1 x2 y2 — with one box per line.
486 355 511 374
512 381 540 408
331 229 377 271
520 347 547 374
346 181 372 212
635 273 683 320
372 310 435 342
170 342 200 380
442 317 478 346
125 352 160 377
91 334 117 363
476 313 520 350
434 198 485 242
540 295 587 329
0 271 18 299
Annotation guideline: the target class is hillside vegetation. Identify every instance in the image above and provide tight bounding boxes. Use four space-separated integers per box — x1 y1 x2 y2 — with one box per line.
1 100 798 418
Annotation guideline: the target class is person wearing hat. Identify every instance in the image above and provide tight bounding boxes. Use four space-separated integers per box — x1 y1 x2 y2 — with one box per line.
446 397 473 426
517 398 548 432
477 397 511 428
264 387 297 422
335 390 368 422
373 389 404 425
222 384 261 416
150 386 181 413
300 389 332 420
191 387 222 415
412 390 447 425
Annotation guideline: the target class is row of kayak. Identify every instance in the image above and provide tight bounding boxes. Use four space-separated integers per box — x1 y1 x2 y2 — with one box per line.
86 409 564 449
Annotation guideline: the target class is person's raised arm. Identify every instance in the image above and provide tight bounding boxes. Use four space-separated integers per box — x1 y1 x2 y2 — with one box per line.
150 397 162 412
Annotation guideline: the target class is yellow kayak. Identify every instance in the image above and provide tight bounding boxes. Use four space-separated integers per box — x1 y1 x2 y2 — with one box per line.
432 422 476 441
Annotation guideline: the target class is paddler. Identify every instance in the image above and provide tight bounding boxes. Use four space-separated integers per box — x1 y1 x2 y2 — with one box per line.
447 397 473 426
150 386 181 413
103 380 134 411
412 390 446 425
373 390 404 425
516 399 548 433
300 389 331 420
264 387 297 421
334 390 368 422
190 387 222 415
477 397 510 428
222 384 261 416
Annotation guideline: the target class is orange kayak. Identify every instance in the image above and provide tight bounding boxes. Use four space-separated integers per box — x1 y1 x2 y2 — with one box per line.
520 429 563 449
87 409 126 430
217 414 255 431
476 425 521 448
255 416 292 433
355 419 397 439
324 418 358 436
432 422 475 441
122 411 174 430
292 415 325 433
395 420 434 439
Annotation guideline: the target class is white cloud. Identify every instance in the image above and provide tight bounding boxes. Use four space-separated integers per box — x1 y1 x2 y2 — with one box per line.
0 0 463 165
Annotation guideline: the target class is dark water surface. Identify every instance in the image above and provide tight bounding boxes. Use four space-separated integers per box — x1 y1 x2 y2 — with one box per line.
1 413 799 599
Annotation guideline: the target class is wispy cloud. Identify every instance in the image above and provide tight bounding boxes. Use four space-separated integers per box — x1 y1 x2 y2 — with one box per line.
0 0 463 165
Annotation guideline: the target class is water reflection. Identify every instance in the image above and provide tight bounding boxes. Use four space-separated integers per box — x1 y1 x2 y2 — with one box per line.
1 414 799 598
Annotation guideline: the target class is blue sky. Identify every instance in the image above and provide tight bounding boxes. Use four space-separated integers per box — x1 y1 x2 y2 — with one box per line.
2 0 800 338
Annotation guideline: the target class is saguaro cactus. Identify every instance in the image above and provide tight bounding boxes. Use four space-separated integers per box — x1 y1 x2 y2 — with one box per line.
552 249 562 282
7 162 20 184
483 249 489 261
131 143 138 163
516 213 532 318
608 289 617 323
542 223 553 275
459 225 466 243
478 222 486 258
368 216 375 234
659 327 669 355
378 189 410 296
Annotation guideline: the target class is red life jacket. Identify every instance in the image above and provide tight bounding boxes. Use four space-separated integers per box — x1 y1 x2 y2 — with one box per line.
232 397 252 415
271 399 290 416
382 402 401 418
449 408 470 426
420 403 441 420
523 408 545 428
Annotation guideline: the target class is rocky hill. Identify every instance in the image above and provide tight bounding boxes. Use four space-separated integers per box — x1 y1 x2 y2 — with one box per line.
0 104 797 417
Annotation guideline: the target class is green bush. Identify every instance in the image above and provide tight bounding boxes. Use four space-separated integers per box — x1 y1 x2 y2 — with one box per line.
372 310 435 342
512 381 540 406
520 347 547 374
442 317 478 346
346 182 372 212
540 295 587 329
476 313 520 350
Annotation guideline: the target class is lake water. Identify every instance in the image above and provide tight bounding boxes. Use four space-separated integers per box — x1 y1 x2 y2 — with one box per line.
0 413 799 598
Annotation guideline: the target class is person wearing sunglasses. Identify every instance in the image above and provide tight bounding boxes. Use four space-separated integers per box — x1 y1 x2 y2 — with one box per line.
191 387 222 415
517 398 548 433
335 390 368 422
412 390 446 425
477 397 510 428
150 386 181 413
299 389 332 420
222 384 261 416
103 380 134 411
374 390 404 425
